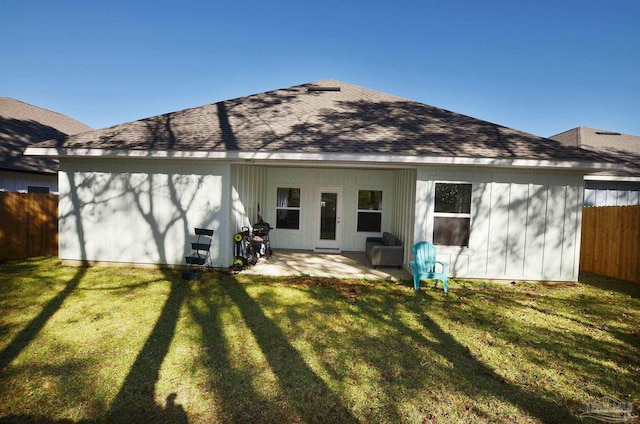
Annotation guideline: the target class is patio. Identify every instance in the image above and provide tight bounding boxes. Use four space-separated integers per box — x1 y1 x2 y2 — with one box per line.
240 250 412 281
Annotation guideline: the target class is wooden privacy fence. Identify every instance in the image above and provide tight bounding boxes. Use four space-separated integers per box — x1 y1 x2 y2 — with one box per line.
0 192 58 261
581 205 640 283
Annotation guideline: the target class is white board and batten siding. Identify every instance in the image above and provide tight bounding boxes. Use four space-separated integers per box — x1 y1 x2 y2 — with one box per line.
254 167 396 252
415 167 584 282
58 158 230 267
0 170 58 193
230 165 267 233
391 168 417 266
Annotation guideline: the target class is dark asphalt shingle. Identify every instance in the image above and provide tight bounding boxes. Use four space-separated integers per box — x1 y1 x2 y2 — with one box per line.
31 80 612 164
1 97 92 174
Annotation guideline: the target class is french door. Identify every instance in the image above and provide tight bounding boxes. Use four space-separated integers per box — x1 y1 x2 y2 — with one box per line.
315 187 342 251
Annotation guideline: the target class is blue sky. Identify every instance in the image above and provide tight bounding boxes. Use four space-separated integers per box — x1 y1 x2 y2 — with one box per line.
2 0 639 137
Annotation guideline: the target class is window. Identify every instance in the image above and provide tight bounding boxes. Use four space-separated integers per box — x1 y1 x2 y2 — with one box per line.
28 186 50 194
276 188 300 229
357 190 382 232
433 183 471 247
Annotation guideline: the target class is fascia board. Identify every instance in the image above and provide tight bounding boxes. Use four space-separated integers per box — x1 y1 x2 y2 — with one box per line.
24 147 621 171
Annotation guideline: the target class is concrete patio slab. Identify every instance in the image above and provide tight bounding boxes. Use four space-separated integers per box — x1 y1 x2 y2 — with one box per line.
240 250 412 281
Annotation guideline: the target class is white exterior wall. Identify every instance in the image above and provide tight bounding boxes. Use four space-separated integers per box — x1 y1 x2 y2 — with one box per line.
0 169 58 193
262 167 396 252
58 158 230 267
391 168 417 265
56 157 587 280
230 165 267 233
414 167 584 282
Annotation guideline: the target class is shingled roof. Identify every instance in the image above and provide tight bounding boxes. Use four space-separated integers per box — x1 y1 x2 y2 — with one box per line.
1 97 92 174
29 80 616 167
550 126 640 178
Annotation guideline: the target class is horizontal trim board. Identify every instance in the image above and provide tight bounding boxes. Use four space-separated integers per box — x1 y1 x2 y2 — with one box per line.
24 147 620 171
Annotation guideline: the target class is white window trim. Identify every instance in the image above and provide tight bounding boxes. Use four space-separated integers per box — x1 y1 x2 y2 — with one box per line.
433 182 473 248
356 189 383 233
276 187 301 230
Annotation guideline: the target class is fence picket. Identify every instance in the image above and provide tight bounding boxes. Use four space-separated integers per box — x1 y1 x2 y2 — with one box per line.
580 205 640 283
0 192 58 261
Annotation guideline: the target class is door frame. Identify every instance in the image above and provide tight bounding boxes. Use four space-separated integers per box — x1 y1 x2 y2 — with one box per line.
314 186 343 252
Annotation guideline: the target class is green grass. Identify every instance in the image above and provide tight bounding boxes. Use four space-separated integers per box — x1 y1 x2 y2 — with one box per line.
1 256 639 423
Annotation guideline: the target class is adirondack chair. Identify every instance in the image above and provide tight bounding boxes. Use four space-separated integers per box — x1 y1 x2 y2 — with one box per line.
410 241 449 293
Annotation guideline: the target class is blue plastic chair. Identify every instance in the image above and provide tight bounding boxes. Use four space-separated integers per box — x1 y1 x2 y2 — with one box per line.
410 242 449 293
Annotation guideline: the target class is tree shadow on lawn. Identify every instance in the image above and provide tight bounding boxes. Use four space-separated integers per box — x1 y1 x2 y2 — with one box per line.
188 278 288 422
0 268 87 371
0 415 80 423
293 278 582 422
186 274 359 423
405 293 584 422
436 283 640 403
0 268 191 424
579 271 640 299
0 358 105 424
106 271 189 424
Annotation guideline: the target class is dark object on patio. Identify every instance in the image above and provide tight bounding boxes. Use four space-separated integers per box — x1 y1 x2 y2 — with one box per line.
366 232 404 269
252 222 272 260
232 227 256 271
410 241 449 293
231 222 273 273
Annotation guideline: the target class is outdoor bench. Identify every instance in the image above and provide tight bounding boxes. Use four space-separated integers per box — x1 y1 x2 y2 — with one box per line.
365 232 404 269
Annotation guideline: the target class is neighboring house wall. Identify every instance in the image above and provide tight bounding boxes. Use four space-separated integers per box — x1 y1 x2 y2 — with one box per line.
550 127 640 207
584 181 640 206
414 167 584 282
58 158 230 267
0 169 57 193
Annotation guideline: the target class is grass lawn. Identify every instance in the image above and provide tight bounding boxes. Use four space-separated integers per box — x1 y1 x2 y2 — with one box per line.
0 256 639 423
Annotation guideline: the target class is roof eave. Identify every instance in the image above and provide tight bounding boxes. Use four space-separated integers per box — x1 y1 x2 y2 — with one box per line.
24 146 620 172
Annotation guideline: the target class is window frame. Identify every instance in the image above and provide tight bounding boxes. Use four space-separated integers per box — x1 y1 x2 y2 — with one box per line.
432 182 472 247
275 187 301 230
356 189 383 233
27 185 50 194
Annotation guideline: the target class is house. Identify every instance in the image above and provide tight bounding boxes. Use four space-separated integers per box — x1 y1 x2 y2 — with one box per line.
550 127 640 206
0 97 91 193
25 79 621 281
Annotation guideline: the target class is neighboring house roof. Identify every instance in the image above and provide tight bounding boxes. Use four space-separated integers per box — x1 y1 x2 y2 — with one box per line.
0 97 92 174
27 80 619 170
550 126 640 180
